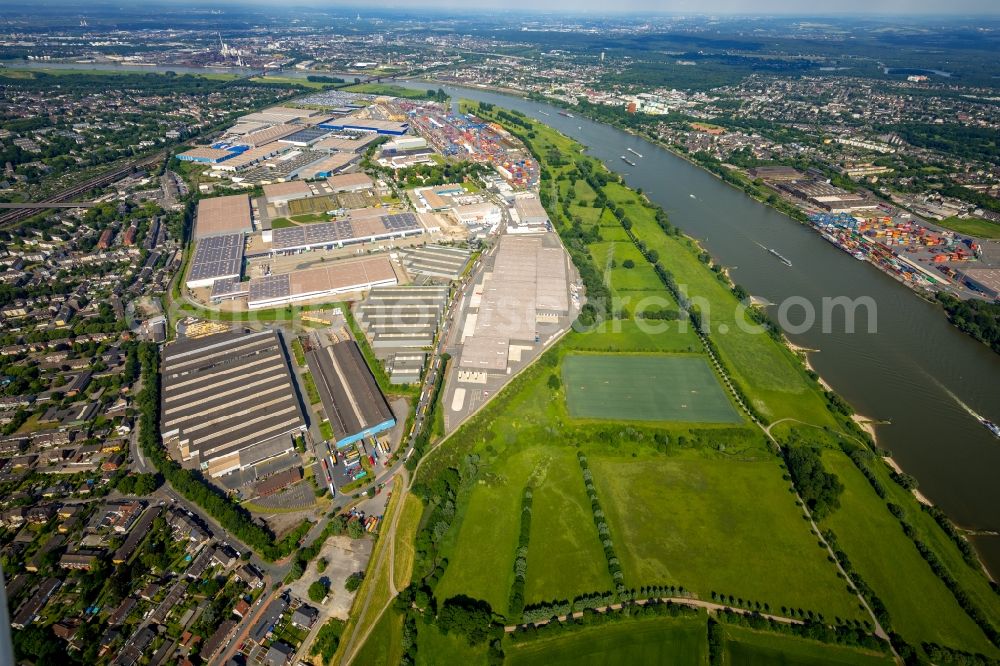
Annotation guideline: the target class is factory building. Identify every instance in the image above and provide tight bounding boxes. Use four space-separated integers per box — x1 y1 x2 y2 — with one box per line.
160 330 306 478
177 147 236 164
246 256 397 309
358 285 449 349
307 341 396 447
262 181 313 205
326 172 375 193
511 194 549 231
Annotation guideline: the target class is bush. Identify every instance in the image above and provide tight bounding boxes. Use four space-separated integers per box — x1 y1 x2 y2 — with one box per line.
309 580 329 602
345 571 364 592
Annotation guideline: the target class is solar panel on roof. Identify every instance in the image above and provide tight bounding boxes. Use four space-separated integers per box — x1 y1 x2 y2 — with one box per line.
189 233 244 281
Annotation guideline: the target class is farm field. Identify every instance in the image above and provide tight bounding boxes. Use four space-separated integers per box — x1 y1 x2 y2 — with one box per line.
820 451 999 657
505 614 709 666
562 354 741 424
720 624 893 665
589 452 865 622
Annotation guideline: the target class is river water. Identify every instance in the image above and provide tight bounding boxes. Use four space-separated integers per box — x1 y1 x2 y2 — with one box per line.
391 80 1000 575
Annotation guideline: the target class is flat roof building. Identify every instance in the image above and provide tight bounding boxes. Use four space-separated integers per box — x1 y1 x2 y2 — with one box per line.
319 118 409 136
326 172 375 192
307 340 395 448
178 147 235 164
186 233 244 289
247 255 397 309
401 245 471 281
268 212 423 254
195 195 253 239
262 181 312 205
160 330 306 478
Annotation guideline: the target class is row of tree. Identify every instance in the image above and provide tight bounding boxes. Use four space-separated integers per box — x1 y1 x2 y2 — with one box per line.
507 486 533 618
577 452 625 594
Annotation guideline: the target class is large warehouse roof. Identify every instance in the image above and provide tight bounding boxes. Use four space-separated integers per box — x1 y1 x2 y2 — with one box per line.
186 233 244 289
307 341 394 446
270 212 421 251
160 330 305 478
195 195 253 239
247 256 397 309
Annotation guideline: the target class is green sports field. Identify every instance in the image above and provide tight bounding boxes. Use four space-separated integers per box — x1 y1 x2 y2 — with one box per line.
562 354 741 423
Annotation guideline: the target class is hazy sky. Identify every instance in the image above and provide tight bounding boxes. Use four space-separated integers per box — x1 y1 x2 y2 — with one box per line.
246 0 1000 14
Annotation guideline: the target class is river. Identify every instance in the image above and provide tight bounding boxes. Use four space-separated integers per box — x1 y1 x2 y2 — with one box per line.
389 80 1000 576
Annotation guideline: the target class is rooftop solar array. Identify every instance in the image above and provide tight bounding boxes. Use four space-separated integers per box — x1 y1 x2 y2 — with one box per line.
210 276 250 299
188 233 244 284
247 274 291 303
270 212 421 251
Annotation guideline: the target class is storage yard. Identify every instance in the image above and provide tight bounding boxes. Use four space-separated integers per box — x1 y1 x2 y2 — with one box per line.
160 329 307 479
407 107 540 188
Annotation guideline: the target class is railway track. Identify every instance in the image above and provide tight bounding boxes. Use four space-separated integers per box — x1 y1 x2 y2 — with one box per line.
0 151 166 227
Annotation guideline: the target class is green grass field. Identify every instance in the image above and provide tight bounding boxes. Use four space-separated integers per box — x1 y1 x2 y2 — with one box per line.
415 620 488 666
523 447 614 604
505 614 708 666
352 609 404 666
820 451 999 656
591 452 865 622
721 624 893 665
563 320 703 354
936 216 1000 239
562 354 741 424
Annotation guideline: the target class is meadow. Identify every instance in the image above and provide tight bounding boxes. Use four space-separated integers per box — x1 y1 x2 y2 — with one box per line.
505 614 708 666
590 451 865 623
821 451 999 656
720 624 893 665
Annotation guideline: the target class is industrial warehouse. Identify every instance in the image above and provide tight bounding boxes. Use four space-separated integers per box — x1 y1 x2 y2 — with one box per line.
357 285 451 384
185 233 245 289
266 212 425 254
246 255 398 309
306 340 396 448
401 244 472 280
193 194 254 239
160 330 307 478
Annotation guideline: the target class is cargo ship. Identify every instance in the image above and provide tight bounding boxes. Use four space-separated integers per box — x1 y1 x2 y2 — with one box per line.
558 111 574 118
768 247 793 267
621 156 636 167
627 147 643 158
